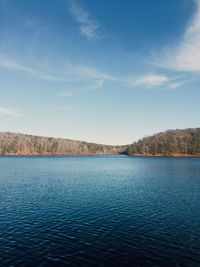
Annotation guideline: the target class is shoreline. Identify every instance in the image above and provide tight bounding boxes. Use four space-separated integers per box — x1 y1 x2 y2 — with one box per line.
128 153 200 158
0 153 200 158
1 129 200 158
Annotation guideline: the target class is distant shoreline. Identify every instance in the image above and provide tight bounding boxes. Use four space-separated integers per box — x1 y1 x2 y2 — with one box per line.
129 153 200 158
0 128 200 157
0 153 200 158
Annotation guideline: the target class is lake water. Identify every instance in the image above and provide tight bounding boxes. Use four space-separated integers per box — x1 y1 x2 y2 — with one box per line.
0 155 200 266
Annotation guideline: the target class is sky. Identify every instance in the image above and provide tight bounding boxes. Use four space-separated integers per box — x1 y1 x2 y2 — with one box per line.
0 0 200 145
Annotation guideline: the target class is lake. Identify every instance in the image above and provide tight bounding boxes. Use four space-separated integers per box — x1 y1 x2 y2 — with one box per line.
0 155 200 266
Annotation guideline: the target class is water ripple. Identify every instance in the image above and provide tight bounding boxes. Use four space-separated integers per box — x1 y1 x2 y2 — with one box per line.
0 156 200 266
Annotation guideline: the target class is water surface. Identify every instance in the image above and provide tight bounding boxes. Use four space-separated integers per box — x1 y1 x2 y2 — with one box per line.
0 155 200 266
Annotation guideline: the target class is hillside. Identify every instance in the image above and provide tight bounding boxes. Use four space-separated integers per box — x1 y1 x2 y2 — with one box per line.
0 129 200 157
126 128 200 157
0 132 127 155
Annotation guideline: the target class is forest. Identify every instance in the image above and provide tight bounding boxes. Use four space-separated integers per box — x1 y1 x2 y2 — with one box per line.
127 128 200 156
0 128 200 157
0 132 127 155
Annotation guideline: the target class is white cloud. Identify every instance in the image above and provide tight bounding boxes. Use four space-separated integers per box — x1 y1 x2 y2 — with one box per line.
67 0 101 40
154 0 200 72
128 74 170 87
0 106 21 117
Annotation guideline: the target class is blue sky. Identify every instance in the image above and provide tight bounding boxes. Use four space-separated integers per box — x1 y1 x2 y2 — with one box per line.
0 0 200 145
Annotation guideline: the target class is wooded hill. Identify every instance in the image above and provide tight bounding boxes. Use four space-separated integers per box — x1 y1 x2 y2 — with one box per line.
0 132 127 155
127 128 200 157
0 128 200 156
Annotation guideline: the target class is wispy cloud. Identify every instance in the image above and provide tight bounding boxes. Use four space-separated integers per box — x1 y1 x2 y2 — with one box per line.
80 79 104 91
67 0 101 40
0 54 72 82
0 106 22 117
0 54 182 92
0 53 115 96
168 82 183 89
0 54 112 83
127 74 170 87
68 64 114 80
61 80 104 95
153 0 200 72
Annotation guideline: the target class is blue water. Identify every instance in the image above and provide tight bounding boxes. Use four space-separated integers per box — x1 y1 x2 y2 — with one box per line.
0 155 200 267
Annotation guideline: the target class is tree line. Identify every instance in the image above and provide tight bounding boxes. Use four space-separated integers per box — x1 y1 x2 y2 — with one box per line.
126 128 200 156
0 128 200 156
0 132 127 155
